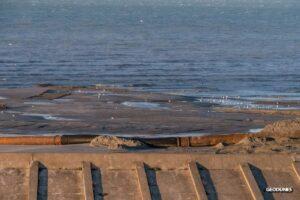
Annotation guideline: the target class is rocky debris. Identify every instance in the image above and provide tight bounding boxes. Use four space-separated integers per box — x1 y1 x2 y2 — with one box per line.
0 102 7 110
257 118 300 138
90 135 146 149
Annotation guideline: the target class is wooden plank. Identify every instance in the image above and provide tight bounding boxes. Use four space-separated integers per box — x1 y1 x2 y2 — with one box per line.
239 163 263 200
292 161 300 181
188 161 208 200
82 162 94 200
28 161 39 200
136 162 152 200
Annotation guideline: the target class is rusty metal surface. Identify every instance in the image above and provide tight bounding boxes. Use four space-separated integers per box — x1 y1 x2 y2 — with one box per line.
0 136 62 145
189 133 249 146
0 153 299 200
0 134 249 147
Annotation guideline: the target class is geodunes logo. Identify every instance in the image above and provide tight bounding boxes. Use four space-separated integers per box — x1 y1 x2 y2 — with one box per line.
265 187 293 193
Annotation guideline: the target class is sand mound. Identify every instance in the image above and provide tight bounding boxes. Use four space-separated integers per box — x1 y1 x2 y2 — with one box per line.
223 119 300 154
90 135 146 149
258 118 300 138
214 142 225 149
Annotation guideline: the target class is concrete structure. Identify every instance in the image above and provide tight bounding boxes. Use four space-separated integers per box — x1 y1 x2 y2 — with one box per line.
0 152 299 200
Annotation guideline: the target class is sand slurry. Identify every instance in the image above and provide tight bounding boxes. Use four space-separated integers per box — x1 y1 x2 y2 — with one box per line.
258 118 300 138
88 118 300 153
215 119 300 154
90 135 146 149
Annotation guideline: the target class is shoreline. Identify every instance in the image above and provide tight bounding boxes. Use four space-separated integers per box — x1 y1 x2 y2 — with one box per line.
0 84 299 154
0 86 299 199
0 84 296 135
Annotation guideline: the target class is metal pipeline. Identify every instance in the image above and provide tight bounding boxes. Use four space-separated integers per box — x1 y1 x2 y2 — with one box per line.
0 135 97 145
139 133 248 147
0 133 249 147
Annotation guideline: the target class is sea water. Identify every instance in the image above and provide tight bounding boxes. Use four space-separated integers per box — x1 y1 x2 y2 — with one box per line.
0 0 299 108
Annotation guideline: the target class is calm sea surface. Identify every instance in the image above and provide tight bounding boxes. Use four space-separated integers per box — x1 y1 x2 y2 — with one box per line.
1 0 300 108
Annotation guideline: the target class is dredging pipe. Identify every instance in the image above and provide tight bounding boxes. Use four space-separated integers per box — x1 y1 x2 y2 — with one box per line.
140 133 249 147
0 133 249 147
0 135 96 145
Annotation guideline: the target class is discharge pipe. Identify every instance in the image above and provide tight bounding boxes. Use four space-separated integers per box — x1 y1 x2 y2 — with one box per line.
0 135 96 145
0 133 249 147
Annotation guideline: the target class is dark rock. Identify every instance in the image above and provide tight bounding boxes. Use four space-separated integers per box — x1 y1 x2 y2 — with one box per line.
0 103 7 110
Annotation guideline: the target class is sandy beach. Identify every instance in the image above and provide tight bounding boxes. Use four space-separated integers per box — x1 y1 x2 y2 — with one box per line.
1 1 299 199
0 84 298 154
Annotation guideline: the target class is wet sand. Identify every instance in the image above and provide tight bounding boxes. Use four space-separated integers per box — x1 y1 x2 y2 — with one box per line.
0 84 293 136
0 84 299 154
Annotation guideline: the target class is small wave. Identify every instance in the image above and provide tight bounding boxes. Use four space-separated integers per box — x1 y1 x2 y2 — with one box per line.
20 113 77 121
73 90 102 94
248 128 263 133
197 96 300 110
24 101 55 106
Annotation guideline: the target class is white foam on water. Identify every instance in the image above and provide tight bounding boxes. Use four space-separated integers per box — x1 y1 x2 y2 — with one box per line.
248 128 263 133
24 101 55 106
197 97 300 110
5 110 22 114
121 101 169 110
244 96 300 102
20 113 77 121
74 90 106 94
0 96 7 100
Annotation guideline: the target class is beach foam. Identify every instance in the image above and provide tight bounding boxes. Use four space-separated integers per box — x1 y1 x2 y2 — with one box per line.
121 101 169 110
197 97 300 110
24 101 55 106
248 128 263 133
20 113 77 121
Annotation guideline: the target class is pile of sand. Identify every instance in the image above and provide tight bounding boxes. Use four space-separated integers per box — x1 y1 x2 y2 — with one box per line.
216 119 300 154
90 135 146 149
257 118 300 138
213 135 299 154
89 118 300 153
